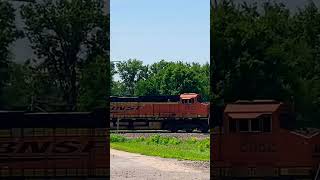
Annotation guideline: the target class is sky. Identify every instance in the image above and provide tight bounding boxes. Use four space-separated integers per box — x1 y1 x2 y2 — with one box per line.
110 0 210 65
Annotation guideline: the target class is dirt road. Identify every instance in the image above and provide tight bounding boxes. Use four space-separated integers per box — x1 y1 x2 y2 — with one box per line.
110 149 210 180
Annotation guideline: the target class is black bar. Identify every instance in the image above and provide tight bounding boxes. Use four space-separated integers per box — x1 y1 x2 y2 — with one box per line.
0 109 107 128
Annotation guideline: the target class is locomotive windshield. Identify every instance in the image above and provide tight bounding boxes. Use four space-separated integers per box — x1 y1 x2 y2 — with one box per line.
182 99 193 104
228 114 272 133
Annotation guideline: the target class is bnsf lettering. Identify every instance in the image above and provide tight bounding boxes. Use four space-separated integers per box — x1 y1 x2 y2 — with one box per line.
0 142 16 153
17 142 51 153
82 141 97 153
52 141 81 153
240 143 276 152
0 141 100 154
111 106 142 111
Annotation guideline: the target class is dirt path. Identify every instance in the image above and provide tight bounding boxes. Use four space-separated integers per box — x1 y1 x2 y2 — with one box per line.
110 149 210 180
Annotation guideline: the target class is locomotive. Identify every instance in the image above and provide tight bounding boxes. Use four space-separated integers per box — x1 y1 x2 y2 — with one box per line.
110 93 209 132
211 100 320 179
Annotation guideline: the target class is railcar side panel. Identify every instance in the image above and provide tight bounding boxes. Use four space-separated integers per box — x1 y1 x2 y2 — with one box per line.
0 111 109 179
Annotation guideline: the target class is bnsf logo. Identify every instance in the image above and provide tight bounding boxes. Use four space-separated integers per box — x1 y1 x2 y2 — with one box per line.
111 106 142 111
0 141 101 154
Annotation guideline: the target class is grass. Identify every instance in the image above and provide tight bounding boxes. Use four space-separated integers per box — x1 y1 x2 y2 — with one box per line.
110 134 210 161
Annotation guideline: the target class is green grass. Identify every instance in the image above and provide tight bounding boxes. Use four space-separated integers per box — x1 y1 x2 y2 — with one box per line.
110 134 209 161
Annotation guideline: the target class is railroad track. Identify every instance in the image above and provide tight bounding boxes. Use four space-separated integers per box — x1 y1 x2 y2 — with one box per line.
110 129 209 134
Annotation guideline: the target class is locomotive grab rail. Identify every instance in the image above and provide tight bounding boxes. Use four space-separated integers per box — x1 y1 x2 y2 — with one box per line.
315 163 320 180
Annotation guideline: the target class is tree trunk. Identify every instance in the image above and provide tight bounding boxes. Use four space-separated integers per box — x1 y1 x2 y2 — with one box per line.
70 66 77 111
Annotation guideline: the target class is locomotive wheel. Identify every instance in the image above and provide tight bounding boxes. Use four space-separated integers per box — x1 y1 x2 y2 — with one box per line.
170 127 178 133
200 124 209 133
200 127 209 133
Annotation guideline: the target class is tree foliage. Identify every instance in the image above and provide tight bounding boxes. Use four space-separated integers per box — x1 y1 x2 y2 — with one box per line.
112 59 210 101
115 59 148 95
213 0 320 127
0 1 18 106
20 0 109 111
78 55 109 111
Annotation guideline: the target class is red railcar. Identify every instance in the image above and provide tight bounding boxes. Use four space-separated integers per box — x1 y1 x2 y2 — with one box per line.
0 110 109 179
110 93 209 132
211 100 320 179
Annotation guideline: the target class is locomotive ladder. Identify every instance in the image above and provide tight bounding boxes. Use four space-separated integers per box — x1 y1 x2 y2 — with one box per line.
315 163 320 180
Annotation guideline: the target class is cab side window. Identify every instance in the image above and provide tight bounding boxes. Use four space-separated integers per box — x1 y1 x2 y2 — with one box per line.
251 119 262 132
182 99 193 104
262 116 271 132
229 119 237 132
239 119 249 132
229 115 272 133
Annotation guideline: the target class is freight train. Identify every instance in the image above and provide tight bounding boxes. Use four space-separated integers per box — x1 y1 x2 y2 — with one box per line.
110 93 209 132
211 100 320 179
0 109 109 179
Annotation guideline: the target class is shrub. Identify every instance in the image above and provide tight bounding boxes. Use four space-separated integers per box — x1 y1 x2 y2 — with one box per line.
110 134 127 142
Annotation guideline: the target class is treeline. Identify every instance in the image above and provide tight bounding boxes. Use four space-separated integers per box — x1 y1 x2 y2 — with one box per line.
212 0 320 127
0 0 109 112
111 59 210 101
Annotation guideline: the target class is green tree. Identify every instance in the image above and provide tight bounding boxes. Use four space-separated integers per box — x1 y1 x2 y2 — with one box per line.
1 63 31 109
20 0 109 111
78 55 108 111
212 0 320 127
0 1 18 106
116 59 148 96
135 61 209 101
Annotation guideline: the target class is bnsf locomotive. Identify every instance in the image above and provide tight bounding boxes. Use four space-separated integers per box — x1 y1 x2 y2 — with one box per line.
212 100 320 179
110 93 209 132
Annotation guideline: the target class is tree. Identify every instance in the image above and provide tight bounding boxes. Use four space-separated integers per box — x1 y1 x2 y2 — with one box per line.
134 61 210 101
212 0 320 127
0 1 18 106
20 0 109 111
78 55 108 111
1 63 31 109
116 59 148 96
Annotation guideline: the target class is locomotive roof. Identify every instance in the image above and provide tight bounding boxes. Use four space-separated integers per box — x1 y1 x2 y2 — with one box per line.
110 95 180 102
225 100 282 113
180 93 199 99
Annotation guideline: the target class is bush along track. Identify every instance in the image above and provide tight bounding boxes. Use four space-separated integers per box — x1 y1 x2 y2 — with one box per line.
110 134 210 161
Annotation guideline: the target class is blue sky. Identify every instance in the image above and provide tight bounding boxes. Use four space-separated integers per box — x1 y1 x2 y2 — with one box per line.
110 0 210 65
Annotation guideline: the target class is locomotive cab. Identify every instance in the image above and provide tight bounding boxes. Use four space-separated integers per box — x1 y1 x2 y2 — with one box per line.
180 93 201 104
211 100 319 179
224 100 291 134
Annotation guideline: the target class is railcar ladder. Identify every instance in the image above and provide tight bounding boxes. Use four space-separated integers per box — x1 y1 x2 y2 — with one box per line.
315 163 320 180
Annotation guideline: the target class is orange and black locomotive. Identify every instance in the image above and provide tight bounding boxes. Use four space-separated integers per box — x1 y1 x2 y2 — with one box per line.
110 93 209 132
